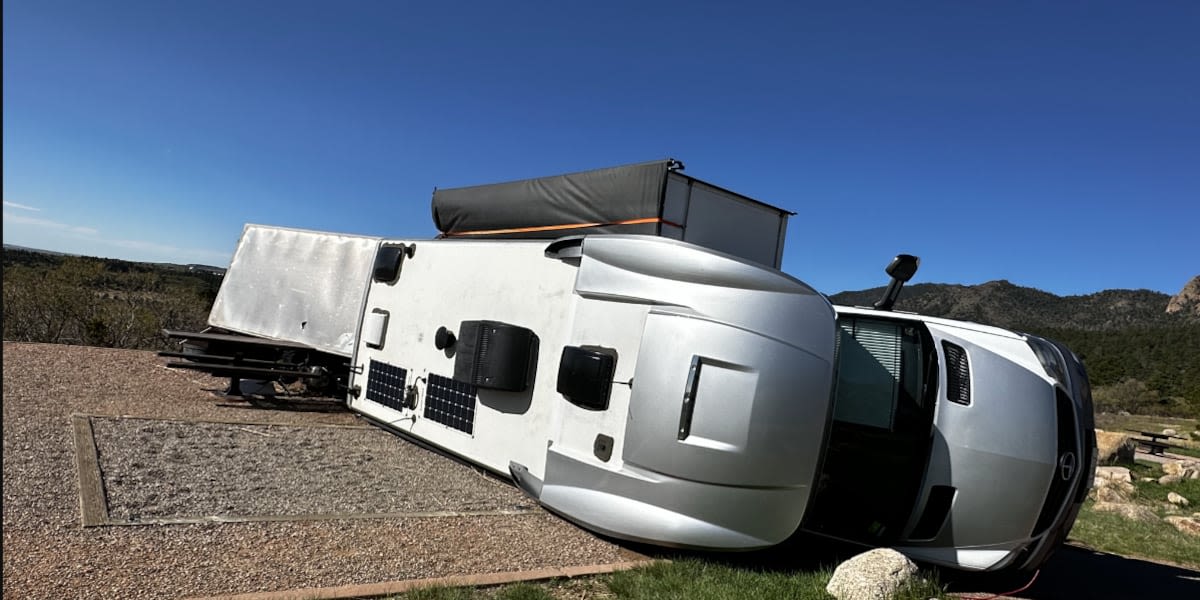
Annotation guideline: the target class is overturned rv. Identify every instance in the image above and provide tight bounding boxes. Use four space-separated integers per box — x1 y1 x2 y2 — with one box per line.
166 159 1095 573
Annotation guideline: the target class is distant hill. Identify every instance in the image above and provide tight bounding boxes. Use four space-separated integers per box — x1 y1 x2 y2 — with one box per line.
2 244 225 274
2 243 74 256
831 278 1200 416
829 280 1195 331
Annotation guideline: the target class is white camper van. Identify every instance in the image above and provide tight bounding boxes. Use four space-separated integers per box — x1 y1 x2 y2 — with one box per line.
174 160 1095 572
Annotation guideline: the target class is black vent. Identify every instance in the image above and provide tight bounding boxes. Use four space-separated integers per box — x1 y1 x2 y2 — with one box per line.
424 373 477 434
943 342 971 406
908 485 956 541
366 360 408 412
1033 390 1080 536
557 346 616 410
453 320 538 392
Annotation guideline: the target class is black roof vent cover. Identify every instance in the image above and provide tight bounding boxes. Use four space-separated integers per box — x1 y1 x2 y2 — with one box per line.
453 320 538 392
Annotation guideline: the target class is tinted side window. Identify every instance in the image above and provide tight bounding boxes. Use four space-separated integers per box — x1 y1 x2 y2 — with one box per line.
833 317 926 431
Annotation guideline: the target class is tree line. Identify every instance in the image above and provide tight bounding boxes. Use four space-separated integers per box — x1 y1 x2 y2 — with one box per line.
3 250 217 350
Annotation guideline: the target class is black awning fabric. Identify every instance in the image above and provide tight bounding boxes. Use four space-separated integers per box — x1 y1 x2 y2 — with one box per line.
431 159 678 238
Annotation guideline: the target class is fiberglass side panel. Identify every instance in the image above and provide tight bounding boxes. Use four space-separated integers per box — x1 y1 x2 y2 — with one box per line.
348 239 583 479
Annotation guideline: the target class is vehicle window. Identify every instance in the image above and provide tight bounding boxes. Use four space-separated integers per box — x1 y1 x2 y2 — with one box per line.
833 318 925 431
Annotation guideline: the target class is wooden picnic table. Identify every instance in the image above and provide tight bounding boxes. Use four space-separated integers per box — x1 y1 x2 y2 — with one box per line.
1125 429 1186 455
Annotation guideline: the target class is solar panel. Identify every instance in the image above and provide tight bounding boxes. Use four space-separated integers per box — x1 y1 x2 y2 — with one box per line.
424 373 477 434
366 360 408 412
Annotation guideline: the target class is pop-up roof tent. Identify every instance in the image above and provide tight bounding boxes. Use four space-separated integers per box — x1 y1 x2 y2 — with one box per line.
432 159 793 268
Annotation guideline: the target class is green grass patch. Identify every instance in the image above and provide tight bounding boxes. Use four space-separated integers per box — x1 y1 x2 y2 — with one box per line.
1132 473 1200 505
1070 458 1200 569
1070 501 1200 569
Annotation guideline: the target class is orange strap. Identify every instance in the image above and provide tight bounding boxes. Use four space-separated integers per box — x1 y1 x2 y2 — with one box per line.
446 216 682 237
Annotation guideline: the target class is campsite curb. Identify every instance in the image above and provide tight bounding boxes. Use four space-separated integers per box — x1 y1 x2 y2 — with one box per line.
184 558 660 600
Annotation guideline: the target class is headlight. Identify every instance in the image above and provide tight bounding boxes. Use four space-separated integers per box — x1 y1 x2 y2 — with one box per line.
1026 335 1070 389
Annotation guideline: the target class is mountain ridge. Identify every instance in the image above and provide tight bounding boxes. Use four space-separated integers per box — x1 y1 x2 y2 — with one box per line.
830 277 1200 414
829 279 1192 332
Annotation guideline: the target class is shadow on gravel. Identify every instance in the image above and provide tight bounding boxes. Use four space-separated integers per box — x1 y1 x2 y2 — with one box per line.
210 391 350 413
607 537 1200 599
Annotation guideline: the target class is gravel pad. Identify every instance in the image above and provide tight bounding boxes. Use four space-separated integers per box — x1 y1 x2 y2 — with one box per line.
91 417 537 523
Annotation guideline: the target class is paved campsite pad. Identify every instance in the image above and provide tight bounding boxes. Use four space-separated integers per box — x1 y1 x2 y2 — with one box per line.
84 416 538 525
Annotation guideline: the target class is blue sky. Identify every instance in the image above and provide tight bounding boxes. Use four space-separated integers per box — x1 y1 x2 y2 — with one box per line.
4 1 1197 296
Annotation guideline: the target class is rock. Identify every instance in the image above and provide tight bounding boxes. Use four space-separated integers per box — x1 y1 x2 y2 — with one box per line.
1089 477 1135 503
1095 431 1136 465
826 548 918 600
1163 462 1185 477
1118 410 1131 416
1165 275 1200 316
1159 474 1184 486
1096 466 1133 483
1092 501 1159 522
1168 492 1190 507
1164 516 1200 537
1163 428 1178 436
1095 484 1134 503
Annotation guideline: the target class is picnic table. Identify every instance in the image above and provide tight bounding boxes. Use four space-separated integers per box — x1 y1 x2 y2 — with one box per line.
1125 429 1186 456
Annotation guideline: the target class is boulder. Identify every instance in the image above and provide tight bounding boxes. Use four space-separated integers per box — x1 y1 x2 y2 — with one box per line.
1164 516 1200 537
1092 501 1159 522
1089 476 1136 502
1168 492 1190 507
826 548 918 600
1095 466 1133 483
1159 474 1184 486
1165 459 1200 479
1094 484 1134 503
1095 430 1136 465
1163 428 1178 436
1162 461 1185 477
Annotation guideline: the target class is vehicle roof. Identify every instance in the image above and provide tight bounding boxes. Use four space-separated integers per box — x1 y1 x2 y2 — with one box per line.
832 304 1026 340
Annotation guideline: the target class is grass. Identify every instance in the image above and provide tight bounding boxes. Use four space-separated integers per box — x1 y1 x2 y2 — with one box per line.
1067 458 1200 569
1070 505 1200 569
1094 413 1200 458
387 559 950 599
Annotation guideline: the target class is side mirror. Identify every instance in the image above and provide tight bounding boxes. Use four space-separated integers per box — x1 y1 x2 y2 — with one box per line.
874 254 919 311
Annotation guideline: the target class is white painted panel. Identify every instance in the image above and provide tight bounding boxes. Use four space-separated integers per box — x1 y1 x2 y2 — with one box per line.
350 239 606 480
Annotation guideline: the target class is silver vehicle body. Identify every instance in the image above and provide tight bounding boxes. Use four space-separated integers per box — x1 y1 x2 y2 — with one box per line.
347 234 837 550
201 163 1093 572
813 306 1095 571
